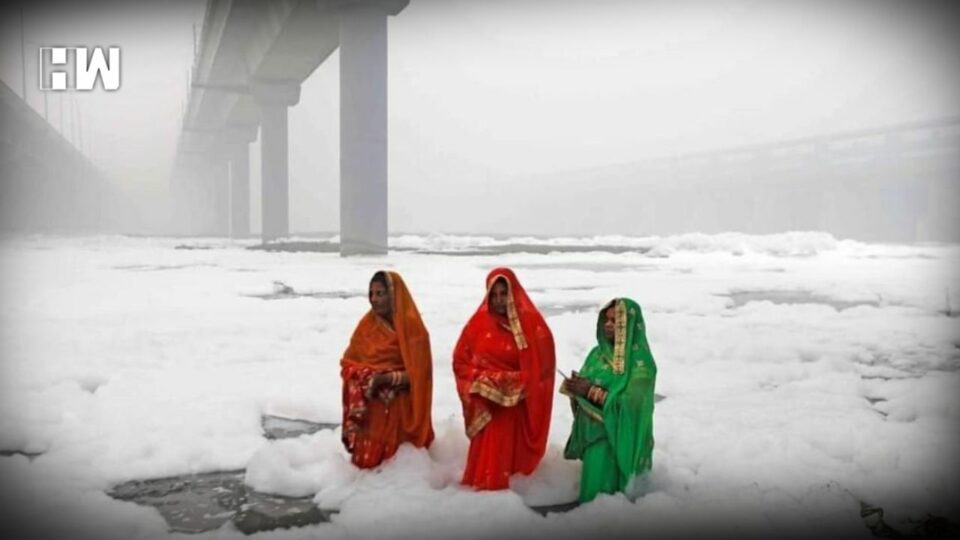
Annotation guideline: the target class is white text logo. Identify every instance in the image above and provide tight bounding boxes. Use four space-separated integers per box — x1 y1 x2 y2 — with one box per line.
39 47 121 91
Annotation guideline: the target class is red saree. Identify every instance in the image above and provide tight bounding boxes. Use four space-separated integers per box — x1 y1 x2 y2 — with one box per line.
453 267 556 489
340 271 434 468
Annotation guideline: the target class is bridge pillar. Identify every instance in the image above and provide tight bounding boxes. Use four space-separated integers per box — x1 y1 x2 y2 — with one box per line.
252 81 300 242
224 126 258 239
230 143 251 238
169 158 192 236
336 0 408 255
207 147 231 237
177 152 213 237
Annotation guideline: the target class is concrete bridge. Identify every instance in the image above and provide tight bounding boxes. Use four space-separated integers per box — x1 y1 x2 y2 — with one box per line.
524 116 960 242
174 0 407 255
646 116 960 242
632 116 960 180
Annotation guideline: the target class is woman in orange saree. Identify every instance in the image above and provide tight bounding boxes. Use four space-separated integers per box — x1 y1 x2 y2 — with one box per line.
453 267 556 490
340 271 434 469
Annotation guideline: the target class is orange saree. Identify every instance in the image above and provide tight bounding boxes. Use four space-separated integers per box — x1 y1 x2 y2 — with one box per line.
453 268 556 489
340 271 434 468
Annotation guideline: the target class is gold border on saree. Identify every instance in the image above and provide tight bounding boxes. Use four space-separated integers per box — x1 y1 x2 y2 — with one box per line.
469 379 523 407
466 409 492 439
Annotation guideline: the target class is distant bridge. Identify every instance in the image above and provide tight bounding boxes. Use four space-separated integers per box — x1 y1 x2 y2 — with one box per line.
532 116 960 242
634 115 959 180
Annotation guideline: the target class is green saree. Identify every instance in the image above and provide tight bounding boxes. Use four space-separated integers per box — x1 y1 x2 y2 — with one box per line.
563 298 657 502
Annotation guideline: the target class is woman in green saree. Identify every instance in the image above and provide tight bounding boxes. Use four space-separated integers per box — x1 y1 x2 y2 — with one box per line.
561 297 657 502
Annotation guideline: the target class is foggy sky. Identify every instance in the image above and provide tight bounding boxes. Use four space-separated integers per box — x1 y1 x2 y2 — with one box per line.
1 0 958 236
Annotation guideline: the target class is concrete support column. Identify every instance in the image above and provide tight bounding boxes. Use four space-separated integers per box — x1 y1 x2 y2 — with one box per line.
337 1 407 255
260 105 288 240
169 160 190 236
224 126 258 239
252 81 300 242
178 152 208 236
230 143 251 238
207 148 230 237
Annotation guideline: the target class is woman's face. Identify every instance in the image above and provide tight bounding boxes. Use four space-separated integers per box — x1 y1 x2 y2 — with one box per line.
602 306 616 341
369 280 392 319
488 280 509 316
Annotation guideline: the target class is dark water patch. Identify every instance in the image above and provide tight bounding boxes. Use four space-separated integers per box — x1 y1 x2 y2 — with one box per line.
109 470 334 534
540 302 602 317
864 397 890 418
261 415 338 440
413 250 502 257
247 241 340 253
234 493 334 535
107 414 339 534
414 244 653 256
245 240 655 256
858 366 915 381
860 501 959 539
76 377 107 393
525 285 598 293
857 253 938 260
861 375 909 381
244 281 364 301
0 449 43 460
722 290 881 311
529 501 580 516
245 290 362 301
512 261 660 273
113 263 218 272
854 351 941 380
110 470 247 533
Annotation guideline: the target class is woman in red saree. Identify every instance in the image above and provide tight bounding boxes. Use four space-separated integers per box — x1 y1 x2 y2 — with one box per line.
453 267 556 490
340 271 434 469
